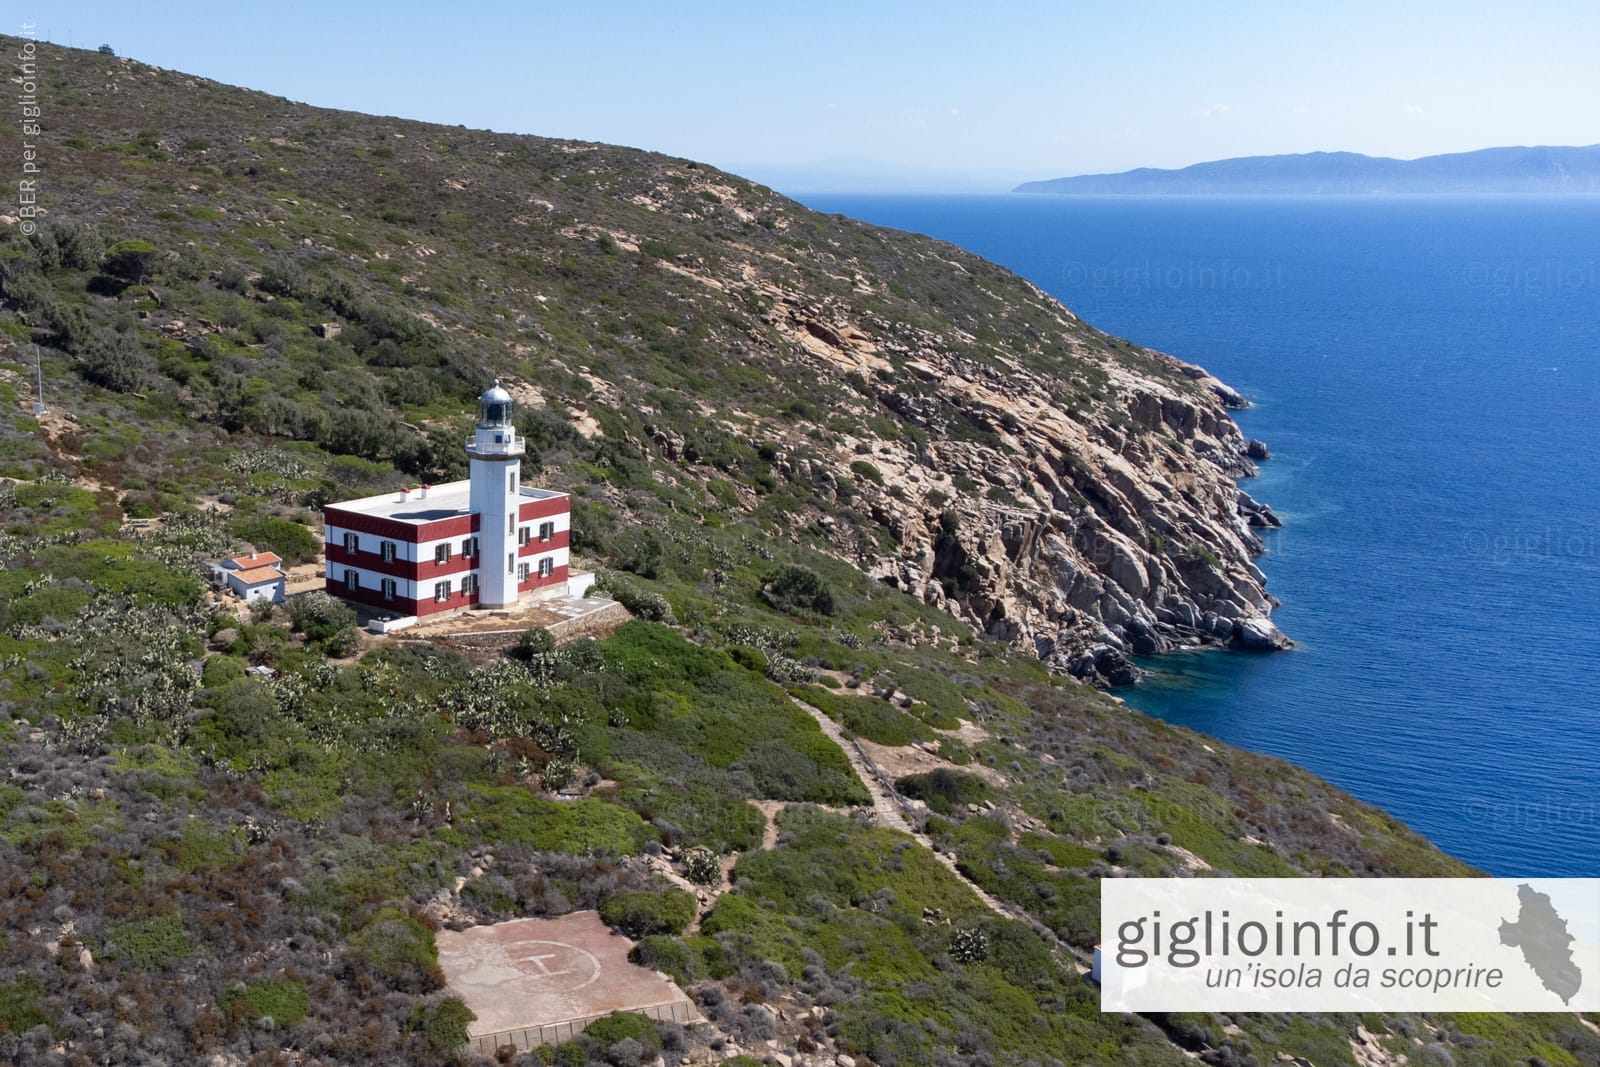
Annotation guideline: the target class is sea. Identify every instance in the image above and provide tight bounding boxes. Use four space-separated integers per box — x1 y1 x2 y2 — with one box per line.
801 193 1600 879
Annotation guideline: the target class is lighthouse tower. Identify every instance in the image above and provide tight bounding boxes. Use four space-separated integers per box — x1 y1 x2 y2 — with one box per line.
467 380 524 609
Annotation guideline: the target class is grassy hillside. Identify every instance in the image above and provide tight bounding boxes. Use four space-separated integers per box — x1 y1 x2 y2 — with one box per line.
2 36 1179 497
1 39 1595 1067
0 36 1287 685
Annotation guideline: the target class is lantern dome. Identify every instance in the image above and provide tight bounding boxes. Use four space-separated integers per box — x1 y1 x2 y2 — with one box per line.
478 380 514 427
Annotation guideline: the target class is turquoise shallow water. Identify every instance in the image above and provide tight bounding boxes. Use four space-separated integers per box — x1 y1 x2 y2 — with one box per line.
803 193 1600 877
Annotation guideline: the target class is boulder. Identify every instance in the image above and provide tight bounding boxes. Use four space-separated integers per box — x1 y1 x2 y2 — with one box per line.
1237 489 1283 529
1235 617 1292 651
1063 644 1145 687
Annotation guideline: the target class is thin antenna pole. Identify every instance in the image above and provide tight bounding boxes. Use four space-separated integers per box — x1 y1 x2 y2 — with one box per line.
32 344 46 417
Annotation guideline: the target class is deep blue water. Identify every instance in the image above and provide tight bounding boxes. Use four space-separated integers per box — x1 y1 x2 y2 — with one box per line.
802 194 1600 878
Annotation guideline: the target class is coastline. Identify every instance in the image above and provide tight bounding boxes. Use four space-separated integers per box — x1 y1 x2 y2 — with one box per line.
797 191 1600 878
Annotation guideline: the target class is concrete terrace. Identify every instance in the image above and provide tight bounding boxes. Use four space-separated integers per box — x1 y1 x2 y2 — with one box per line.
437 912 698 1055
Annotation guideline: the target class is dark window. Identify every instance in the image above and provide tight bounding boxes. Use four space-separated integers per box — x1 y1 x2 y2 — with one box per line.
435 543 450 565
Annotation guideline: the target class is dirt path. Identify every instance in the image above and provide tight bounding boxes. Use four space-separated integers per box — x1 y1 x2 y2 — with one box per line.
786 695 1092 975
752 799 786 851
796 697 916 835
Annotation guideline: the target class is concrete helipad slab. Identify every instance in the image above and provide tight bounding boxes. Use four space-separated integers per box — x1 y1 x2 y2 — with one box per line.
438 911 698 1053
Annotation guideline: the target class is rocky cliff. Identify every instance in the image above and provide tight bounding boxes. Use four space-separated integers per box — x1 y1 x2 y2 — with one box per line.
633 263 1291 685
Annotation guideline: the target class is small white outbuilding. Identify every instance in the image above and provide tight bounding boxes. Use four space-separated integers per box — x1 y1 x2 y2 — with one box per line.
212 551 287 605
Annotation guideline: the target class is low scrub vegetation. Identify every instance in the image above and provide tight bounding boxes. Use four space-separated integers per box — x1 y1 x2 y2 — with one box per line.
0 38 1585 1067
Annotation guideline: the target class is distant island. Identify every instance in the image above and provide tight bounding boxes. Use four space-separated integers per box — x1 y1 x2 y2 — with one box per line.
1015 144 1600 195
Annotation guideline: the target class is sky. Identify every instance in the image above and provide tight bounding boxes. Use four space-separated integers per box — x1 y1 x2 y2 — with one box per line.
21 1 1600 191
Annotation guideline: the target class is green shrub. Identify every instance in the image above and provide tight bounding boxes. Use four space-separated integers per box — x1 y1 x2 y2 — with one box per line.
79 329 156 394
324 624 361 657
513 627 557 660
891 667 968 725
230 978 309 1027
613 528 664 579
599 889 696 938
849 458 884 485
725 644 767 675
350 907 439 982
583 1011 661 1052
103 912 191 970
1019 831 1100 869
459 788 653 854
551 1040 587 1067
411 995 475 1049
228 515 320 565
287 591 356 641
792 685 934 747
598 623 867 806
894 769 994 815
759 564 835 616
0 977 51 1036
201 655 247 688
102 237 160 280
627 934 724 984
647 789 764 853
594 573 673 622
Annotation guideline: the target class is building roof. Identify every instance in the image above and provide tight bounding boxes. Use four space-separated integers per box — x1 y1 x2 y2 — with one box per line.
225 551 282 569
326 478 568 525
231 566 286 585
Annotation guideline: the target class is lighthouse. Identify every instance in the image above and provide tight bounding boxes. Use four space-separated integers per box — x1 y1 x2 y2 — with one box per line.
467 379 524 609
322 381 585 621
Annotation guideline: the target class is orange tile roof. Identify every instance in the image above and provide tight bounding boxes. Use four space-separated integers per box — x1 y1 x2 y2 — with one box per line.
228 551 282 569
231 566 285 585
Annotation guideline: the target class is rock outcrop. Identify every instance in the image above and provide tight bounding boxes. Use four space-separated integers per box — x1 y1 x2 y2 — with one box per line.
712 281 1293 686
591 218 1296 686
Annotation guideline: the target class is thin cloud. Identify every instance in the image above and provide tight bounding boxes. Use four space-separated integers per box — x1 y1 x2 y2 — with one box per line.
1404 103 1424 114
1293 106 1312 115
1190 103 1231 119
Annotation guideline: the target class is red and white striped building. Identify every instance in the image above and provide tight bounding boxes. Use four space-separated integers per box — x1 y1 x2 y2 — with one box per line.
322 382 589 619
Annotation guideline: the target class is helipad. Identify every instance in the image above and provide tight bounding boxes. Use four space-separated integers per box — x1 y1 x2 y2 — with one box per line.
437 911 698 1054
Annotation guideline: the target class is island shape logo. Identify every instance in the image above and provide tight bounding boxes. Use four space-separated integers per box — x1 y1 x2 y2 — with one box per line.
1498 883 1583 1005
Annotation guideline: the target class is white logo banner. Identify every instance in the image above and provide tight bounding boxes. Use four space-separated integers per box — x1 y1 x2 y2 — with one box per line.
1101 878 1599 1011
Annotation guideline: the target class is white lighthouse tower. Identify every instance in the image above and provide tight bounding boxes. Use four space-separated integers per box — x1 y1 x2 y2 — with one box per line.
467 380 524 609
